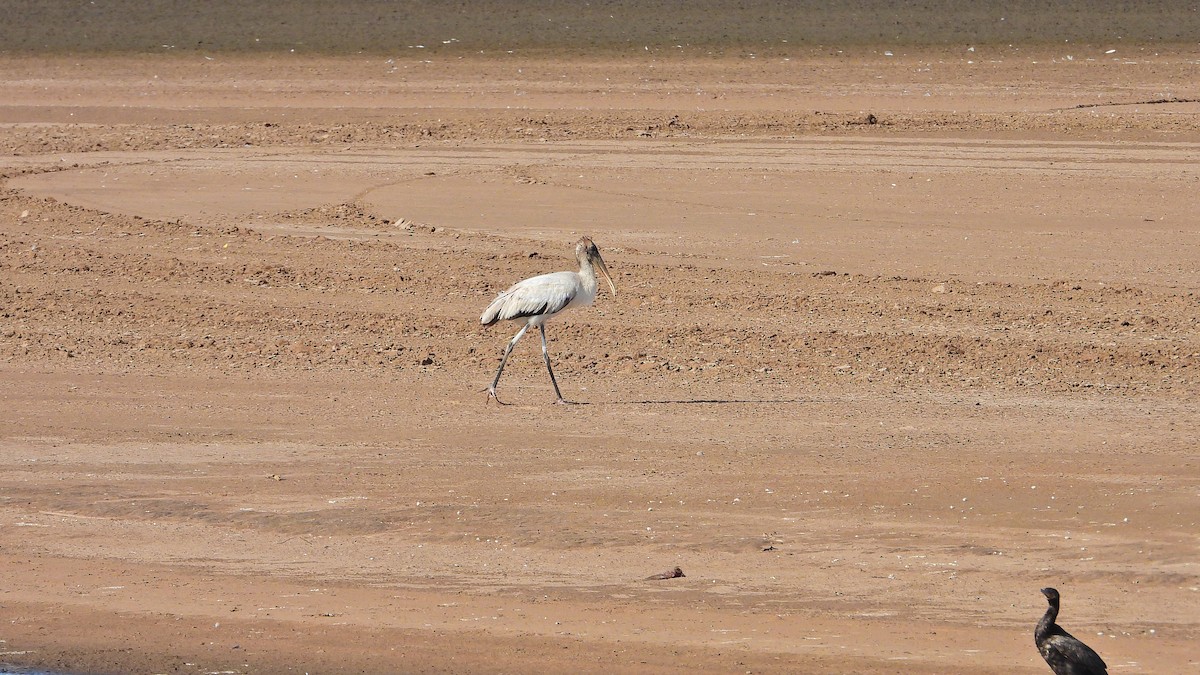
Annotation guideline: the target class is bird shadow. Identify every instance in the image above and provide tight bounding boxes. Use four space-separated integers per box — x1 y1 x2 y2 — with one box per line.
578 398 815 406
479 389 825 407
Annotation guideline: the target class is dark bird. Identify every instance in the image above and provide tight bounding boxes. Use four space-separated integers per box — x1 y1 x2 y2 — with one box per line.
481 236 617 404
645 566 685 580
1035 587 1108 675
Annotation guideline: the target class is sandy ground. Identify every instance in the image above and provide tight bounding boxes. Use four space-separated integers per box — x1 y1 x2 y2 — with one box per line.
1 47 1199 674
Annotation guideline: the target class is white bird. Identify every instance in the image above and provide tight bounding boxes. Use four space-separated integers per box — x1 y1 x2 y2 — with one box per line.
481 236 617 404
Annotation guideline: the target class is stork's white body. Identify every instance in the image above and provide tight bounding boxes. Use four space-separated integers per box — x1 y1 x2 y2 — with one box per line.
481 237 616 404
481 269 598 328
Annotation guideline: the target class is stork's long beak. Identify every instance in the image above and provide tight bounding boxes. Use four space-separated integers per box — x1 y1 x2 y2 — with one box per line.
593 254 617 297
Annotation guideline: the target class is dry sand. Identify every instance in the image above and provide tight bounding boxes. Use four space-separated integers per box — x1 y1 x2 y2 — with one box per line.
1 21 1199 675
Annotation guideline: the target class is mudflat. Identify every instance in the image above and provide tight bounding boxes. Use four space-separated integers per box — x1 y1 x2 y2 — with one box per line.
2 24 1199 675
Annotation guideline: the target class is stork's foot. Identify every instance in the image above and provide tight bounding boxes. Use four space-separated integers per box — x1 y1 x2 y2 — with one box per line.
553 397 575 405
484 386 507 406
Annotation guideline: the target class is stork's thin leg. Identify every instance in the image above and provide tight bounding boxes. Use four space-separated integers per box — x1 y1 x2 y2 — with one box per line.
539 324 568 403
487 323 530 404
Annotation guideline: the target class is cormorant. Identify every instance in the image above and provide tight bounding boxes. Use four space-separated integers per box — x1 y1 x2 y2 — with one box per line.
1035 587 1108 675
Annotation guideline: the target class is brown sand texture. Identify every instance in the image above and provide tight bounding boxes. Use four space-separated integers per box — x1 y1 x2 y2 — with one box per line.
2 2 1199 674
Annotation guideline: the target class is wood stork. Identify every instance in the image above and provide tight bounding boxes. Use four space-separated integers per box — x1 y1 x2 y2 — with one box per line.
1035 588 1108 675
481 236 617 404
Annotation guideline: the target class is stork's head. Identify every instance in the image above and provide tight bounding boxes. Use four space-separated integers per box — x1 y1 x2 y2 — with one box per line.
577 236 617 297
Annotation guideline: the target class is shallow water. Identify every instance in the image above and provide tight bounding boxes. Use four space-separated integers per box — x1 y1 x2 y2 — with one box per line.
1 0 1196 53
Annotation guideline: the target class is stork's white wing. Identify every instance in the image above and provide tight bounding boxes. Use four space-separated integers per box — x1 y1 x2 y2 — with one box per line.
481 271 579 325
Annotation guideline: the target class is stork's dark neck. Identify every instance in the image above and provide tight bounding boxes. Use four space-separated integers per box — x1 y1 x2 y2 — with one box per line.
1036 599 1060 643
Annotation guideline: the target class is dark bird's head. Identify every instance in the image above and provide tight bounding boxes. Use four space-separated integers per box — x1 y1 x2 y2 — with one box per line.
575 236 617 298
1041 587 1061 604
